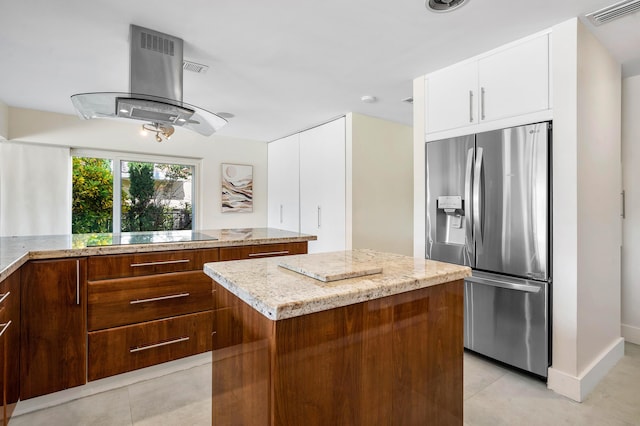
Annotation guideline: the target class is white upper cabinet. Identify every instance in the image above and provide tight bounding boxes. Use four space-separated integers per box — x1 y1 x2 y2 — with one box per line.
267 133 300 232
478 35 549 122
425 33 550 135
426 61 478 134
299 117 346 254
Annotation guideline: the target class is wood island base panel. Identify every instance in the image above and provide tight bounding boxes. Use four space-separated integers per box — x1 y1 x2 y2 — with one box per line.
212 281 464 425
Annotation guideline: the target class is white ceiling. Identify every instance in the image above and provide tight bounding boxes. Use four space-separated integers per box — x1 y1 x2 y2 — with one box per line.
1 0 639 142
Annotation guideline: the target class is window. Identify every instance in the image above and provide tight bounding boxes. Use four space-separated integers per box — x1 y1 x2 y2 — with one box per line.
72 150 199 234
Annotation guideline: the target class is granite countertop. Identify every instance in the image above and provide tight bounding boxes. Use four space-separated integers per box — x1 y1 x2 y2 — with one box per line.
204 249 471 320
0 228 316 282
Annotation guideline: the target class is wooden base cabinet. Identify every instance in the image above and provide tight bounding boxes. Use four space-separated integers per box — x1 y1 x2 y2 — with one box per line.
20 258 87 400
212 280 464 425
0 269 20 425
88 311 212 381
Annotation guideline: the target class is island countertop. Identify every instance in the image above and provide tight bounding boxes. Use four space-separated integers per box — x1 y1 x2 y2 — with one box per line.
204 249 471 320
0 228 316 282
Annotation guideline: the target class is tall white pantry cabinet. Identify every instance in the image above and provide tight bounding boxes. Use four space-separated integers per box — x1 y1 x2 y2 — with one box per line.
268 117 346 254
268 113 413 256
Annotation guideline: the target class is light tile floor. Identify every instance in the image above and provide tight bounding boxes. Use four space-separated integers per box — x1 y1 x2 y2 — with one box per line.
10 343 640 425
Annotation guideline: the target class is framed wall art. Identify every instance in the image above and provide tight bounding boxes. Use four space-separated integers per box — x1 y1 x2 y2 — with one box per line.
221 163 253 212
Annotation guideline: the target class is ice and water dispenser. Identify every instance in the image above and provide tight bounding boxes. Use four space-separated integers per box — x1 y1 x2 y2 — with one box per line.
435 195 466 245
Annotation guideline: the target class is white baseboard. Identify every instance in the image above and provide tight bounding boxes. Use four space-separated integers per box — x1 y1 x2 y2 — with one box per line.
13 352 211 417
622 323 640 345
547 337 624 402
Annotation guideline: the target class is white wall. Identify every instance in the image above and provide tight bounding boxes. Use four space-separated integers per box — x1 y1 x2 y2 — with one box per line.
348 113 413 256
0 142 71 236
547 18 623 402
413 79 427 259
1 107 267 235
622 75 640 344
0 100 7 140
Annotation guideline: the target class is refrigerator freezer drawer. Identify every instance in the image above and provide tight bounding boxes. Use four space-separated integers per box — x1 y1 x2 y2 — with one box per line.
464 274 549 377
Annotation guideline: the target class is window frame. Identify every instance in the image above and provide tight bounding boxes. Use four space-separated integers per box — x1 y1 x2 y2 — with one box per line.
71 148 202 234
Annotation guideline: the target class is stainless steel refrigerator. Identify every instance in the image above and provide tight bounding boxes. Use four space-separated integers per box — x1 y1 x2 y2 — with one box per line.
425 122 551 377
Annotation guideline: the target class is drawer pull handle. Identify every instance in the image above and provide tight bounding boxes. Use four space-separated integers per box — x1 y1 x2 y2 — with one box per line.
0 320 11 337
129 293 189 305
248 251 289 258
130 259 190 268
0 291 10 305
130 336 190 353
76 260 80 305
130 293 190 305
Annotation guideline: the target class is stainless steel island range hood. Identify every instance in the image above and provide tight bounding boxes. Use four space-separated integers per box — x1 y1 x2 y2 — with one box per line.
71 25 226 141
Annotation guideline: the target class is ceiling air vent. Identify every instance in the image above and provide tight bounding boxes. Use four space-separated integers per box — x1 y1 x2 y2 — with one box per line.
183 60 209 74
586 0 640 26
426 0 468 13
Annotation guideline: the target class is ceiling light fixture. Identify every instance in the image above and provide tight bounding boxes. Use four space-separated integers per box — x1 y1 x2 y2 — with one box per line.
426 0 469 13
361 95 378 103
142 122 175 143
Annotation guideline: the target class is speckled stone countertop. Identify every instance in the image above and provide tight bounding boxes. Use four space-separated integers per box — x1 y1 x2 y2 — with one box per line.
0 228 316 283
204 249 471 320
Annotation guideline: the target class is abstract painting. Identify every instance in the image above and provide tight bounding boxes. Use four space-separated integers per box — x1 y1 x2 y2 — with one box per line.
221 163 253 212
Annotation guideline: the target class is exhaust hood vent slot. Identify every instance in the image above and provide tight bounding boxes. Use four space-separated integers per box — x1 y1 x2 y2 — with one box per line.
140 31 175 56
586 0 640 26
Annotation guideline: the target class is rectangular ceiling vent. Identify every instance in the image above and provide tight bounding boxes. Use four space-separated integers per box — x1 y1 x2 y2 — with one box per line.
183 60 209 74
140 31 175 56
586 0 640 26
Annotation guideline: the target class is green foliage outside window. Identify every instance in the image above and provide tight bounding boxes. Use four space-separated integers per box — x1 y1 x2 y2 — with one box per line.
72 158 193 234
121 162 193 232
72 157 113 234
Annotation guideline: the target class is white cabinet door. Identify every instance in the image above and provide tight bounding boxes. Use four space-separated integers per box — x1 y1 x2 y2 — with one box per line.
299 117 346 253
267 134 300 232
425 61 478 134
478 34 549 122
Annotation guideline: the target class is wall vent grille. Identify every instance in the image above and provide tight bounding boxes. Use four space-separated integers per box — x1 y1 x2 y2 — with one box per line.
183 61 209 74
586 0 640 25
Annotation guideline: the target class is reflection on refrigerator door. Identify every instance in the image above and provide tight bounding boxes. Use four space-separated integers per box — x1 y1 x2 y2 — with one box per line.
425 134 474 267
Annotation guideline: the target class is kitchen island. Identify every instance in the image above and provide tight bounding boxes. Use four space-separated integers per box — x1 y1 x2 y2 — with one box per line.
204 249 471 426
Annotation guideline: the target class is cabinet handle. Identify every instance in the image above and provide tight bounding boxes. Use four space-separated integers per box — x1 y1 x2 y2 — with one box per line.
130 293 190 305
76 259 80 305
621 190 626 219
248 251 289 258
280 204 283 223
130 336 190 353
469 90 474 123
0 291 10 305
130 259 190 267
481 87 486 120
0 320 11 337
317 206 321 228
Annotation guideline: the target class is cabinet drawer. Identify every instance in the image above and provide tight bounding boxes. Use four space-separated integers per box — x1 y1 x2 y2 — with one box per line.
88 248 219 280
0 280 12 323
88 311 212 381
88 271 213 331
219 242 307 261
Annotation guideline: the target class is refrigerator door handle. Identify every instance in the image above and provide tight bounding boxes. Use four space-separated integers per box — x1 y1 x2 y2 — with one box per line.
473 147 484 247
464 147 474 261
466 275 541 293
